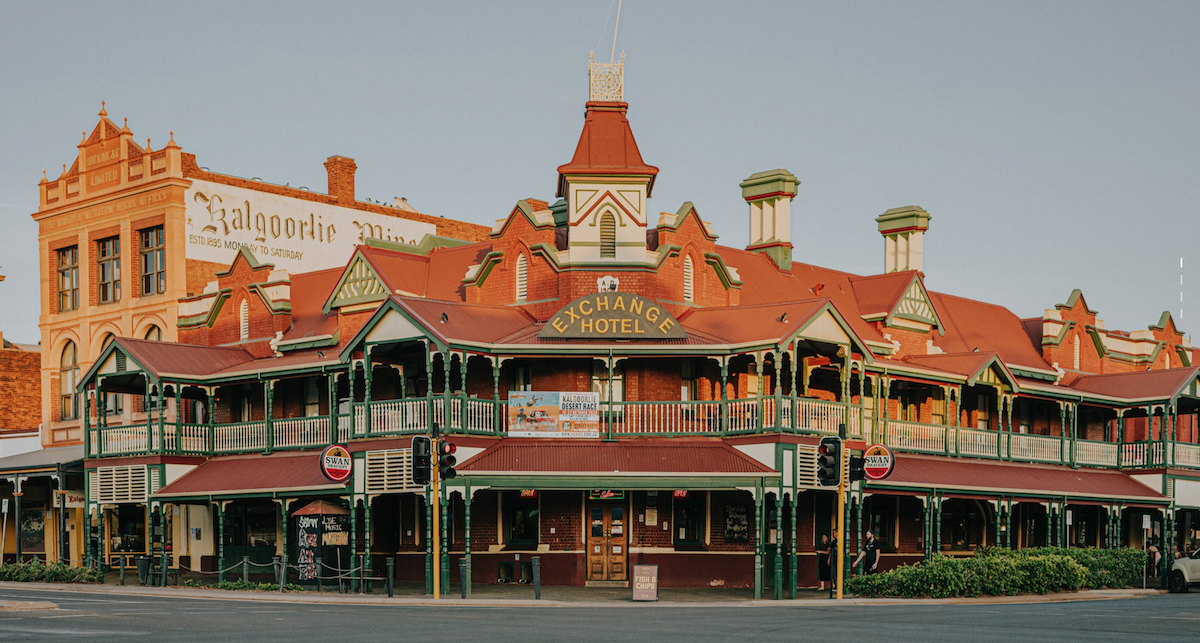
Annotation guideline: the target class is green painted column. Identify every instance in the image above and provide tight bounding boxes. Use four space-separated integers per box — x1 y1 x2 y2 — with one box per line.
278 499 288 583
328 371 339 445
440 489 450 591
425 344 435 431
264 379 274 454
854 493 864 575
755 355 765 434
464 485 472 596
753 484 763 600
84 391 93 458
719 360 729 435
789 349 798 435
922 496 931 560
459 354 468 432
207 390 216 454
772 351 783 431
492 360 501 435
364 496 373 593
145 378 153 453
349 499 358 592
933 494 942 556
217 502 226 583
788 490 797 600
365 350 374 436
174 384 183 455
424 488 433 595
442 352 452 435
1169 407 1177 468
606 352 614 440
157 386 166 454
773 490 783 600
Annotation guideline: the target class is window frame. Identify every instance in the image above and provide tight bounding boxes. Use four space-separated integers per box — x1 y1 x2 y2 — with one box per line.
59 341 79 420
504 492 539 548
97 236 121 304
57 246 79 311
139 225 166 297
673 491 706 548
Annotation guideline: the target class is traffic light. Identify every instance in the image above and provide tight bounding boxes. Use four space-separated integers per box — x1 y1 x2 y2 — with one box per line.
412 436 432 486
849 455 865 482
437 440 457 480
816 436 842 487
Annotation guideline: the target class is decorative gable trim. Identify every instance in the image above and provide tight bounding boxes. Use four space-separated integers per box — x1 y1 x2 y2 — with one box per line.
323 252 390 314
658 202 718 241
1055 288 1099 315
462 250 505 287
703 252 743 289
215 246 274 277
490 200 556 238
886 275 944 336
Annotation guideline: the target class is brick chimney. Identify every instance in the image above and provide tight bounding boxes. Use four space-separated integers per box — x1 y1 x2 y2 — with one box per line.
324 156 357 203
876 206 932 273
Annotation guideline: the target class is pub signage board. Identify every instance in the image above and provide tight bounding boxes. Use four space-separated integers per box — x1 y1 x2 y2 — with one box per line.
538 292 687 340
862 444 895 481
320 445 353 483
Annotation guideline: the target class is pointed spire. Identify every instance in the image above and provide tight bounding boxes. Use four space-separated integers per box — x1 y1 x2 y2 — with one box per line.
60 163 66 178
79 130 87 146
121 117 131 135
166 131 178 148
145 137 152 153
98 100 107 117
39 169 47 185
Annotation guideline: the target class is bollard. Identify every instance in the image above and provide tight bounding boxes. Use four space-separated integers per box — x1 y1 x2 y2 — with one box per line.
532 556 541 600
161 550 168 587
358 554 365 595
119 554 126 586
316 556 323 594
459 558 466 599
386 557 395 598
279 554 288 592
272 556 280 588
243 556 250 584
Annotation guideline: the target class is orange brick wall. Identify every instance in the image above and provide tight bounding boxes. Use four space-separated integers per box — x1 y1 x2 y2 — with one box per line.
0 348 41 431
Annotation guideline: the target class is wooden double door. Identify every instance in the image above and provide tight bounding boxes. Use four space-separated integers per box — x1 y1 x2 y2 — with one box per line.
586 502 628 581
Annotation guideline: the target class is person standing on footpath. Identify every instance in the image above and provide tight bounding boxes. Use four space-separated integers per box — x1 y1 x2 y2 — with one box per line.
816 534 831 591
853 530 881 575
829 530 839 590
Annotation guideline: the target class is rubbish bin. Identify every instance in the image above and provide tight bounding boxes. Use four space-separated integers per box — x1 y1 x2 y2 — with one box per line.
136 556 151 586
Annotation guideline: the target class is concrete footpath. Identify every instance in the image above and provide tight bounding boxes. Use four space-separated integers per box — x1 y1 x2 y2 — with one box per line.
0 581 1164 609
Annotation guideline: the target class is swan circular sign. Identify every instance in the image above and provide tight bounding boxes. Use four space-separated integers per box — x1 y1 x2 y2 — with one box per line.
862 444 895 481
320 445 353 483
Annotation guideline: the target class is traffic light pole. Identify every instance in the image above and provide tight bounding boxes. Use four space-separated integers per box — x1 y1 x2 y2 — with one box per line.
836 467 845 601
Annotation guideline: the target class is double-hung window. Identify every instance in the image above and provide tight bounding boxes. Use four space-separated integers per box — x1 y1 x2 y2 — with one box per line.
57 247 79 311
97 237 121 304
140 226 165 296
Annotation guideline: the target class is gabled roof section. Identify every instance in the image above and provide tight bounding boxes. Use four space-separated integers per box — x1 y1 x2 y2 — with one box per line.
849 272 914 316
903 351 1017 389
490 200 557 238
323 248 394 314
340 295 538 358
1150 311 1183 335
928 292 1051 372
1067 367 1200 402
80 337 254 387
1056 288 1099 315
556 102 659 198
658 202 718 241
216 247 274 277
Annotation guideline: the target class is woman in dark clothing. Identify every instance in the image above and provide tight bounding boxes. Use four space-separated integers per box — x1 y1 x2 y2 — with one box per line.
817 534 831 591
829 531 839 590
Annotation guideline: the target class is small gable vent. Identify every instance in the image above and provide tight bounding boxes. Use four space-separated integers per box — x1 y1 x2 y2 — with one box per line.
600 212 616 258
683 255 695 303
115 352 127 372
515 253 528 301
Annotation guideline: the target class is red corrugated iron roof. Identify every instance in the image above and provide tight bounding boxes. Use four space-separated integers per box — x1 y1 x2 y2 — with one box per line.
459 439 776 475
1068 367 1199 400
903 351 1005 381
281 267 343 343
850 271 918 316
872 453 1165 501
679 299 825 346
153 452 346 497
556 102 659 198
927 292 1050 371
358 245 429 297
117 338 253 377
396 296 537 344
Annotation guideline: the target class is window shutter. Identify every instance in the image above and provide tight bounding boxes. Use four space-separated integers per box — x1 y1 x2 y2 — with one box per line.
600 213 616 258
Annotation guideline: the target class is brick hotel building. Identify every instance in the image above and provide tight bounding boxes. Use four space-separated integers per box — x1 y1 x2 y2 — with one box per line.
26 60 1200 595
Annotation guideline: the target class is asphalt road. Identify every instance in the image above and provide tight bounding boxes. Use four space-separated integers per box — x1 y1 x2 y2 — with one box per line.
0 588 1196 642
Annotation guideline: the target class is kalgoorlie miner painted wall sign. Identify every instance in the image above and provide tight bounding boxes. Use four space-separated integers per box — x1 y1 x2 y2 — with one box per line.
538 292 687 340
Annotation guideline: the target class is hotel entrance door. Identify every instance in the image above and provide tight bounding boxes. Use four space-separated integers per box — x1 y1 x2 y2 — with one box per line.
586 503 628 582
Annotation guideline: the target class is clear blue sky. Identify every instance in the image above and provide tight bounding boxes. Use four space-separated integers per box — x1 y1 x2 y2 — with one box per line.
1 1 1197 345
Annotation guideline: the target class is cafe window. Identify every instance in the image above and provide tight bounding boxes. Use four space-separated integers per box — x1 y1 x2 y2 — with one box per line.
140 226 166 296
97 236 121 304
111 504 146 553
222 502 278 550
504 492 538 547
57 246 79 311
59 341 79 420
674 492 705 547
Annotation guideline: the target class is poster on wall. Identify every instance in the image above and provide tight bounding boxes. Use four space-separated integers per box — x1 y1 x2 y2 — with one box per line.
724 504 749 543
507 391 600 438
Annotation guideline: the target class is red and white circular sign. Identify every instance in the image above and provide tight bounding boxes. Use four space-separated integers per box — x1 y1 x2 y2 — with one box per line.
862 444 895 481
320 445 352 483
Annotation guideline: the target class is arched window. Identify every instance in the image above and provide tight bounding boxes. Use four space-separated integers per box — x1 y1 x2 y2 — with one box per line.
239 300 249 340
60 341 79 420
144 325 162 342
515 253 528 301
683 255 695 303
599 212 616 258
1073 335 1080 370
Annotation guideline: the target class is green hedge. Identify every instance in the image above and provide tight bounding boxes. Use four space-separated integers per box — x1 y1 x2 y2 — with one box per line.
845 547 1146 598
0 560 101 584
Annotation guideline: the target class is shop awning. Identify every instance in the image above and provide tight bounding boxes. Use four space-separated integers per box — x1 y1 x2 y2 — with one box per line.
0 445 84 476
455 438 778 490
152 452 347 500
865 454 1168 504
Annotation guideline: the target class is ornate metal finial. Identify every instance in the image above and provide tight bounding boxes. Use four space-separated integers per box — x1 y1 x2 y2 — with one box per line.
168 131 176 146
588 52 625 102
146 137 152 152
99 100 107 117
60 163 66 177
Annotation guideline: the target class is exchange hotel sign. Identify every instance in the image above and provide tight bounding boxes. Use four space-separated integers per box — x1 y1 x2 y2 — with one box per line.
185 180 437 273
539 292 687 339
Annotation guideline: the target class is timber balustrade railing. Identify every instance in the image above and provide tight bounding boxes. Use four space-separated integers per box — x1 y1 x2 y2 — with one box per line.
83 396 1200 473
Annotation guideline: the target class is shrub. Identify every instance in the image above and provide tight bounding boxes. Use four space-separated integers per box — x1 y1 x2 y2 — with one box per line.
187 579 305 592
0 559 100 584
844 547 1113 598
